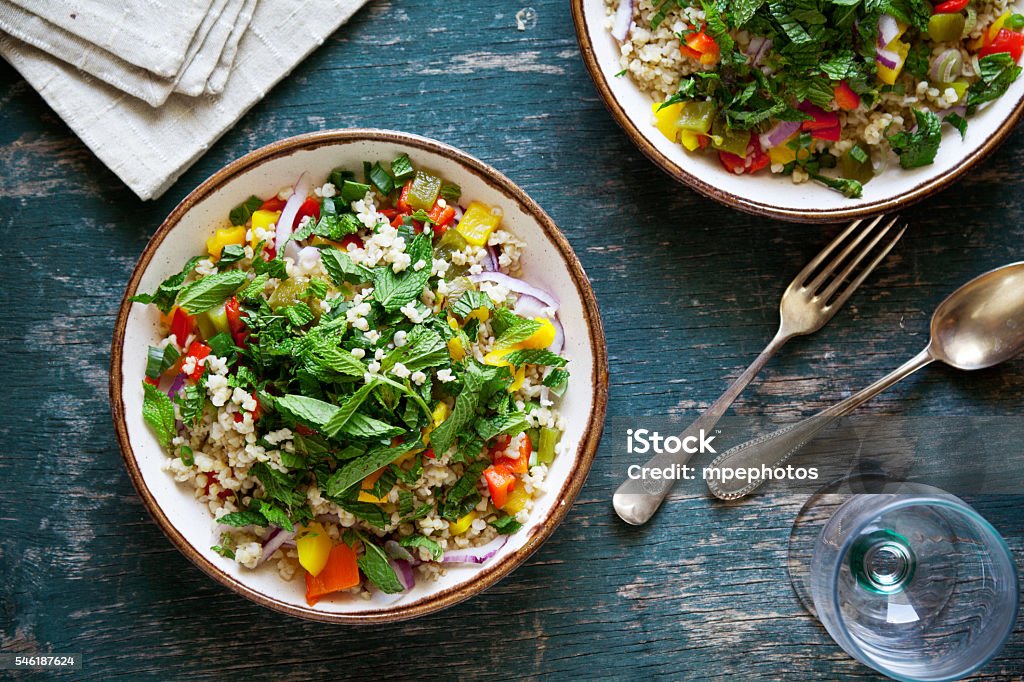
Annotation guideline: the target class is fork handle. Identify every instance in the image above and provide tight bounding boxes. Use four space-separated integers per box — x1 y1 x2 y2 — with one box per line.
612 328 791 525
705 347 935 500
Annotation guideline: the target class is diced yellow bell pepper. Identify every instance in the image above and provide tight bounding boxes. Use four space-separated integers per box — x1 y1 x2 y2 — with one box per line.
483 348 526 391
206 226 246 259
517 317 557 350
768 135 812 166
877 39 910 85
679 129 702 151
501 485 531 514
432 402 450 427
449 511 477 535
652 101 683 141
447 337 466 361
357 468 390 504
456 201 502 247
250 209 281 246
989 11 1011 43
296 522 333 577
466 307 490 323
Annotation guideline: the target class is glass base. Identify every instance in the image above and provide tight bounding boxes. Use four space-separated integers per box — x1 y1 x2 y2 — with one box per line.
787 471 907 617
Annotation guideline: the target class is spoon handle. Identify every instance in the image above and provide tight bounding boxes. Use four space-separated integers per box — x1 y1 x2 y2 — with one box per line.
705 348 935 500
612 329 791 525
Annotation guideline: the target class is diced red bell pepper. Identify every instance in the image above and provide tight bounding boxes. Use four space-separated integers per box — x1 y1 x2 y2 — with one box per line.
295 198 321 225
379 208 400 219
494 433 532 475
834 81 861 112
224 296 249 348
933 0 969 12
799 102 840 131
390 214 407 229
980 29 1024 61
397 181 413 213
483 464 516 509
683 28 720 65
259 196 287 212
185 341 212 381
144 376 159 386
718 132 770 175
812 123 842 142
170 307 195 345
680 44 702 60
295 424 316 436
423 448 436 460
305 543 361 606
427 202 456 236
340 234 364 250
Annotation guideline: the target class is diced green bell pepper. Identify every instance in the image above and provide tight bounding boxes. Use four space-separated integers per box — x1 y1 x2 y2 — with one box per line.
928 13 966 43
840 148 875 185
537 427 561 465
267 278 307 310
677 101 716 134
196 302 230 340
711 119 750 157
407 171 442 211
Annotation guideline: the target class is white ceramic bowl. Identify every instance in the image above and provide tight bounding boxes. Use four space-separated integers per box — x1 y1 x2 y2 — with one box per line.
573 0 1024 223
110 130 608 622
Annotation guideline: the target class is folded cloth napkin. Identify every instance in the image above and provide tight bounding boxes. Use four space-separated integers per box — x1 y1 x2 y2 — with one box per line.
0 0 369 200
0 0 249 106
205 0 256 95
0 0 213 77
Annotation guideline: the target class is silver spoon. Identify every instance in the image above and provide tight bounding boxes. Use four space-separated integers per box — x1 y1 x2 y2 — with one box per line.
705 261 1024 500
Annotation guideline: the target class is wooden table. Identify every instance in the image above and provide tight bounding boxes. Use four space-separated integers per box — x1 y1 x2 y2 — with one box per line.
2 2 1022 678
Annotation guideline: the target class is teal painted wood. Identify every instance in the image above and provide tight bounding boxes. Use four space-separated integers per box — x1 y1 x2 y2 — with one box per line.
1 1 1023 679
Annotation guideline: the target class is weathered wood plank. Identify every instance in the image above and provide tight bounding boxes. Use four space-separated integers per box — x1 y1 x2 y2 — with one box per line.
1 0 1023 679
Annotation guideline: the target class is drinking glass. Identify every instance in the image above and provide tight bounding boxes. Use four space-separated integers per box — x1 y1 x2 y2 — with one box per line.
788 479 1018 681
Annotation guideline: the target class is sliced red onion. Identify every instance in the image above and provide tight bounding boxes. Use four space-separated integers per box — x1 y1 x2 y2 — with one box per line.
166 372 186 399
259 528 296 564
442 536 509 564
513 293 553 319
877 14 900 48
940 105 967 119
384 540 414 562
760 120 801 150
469 272 559 310
452 204 465 225
611 0 633 41
876 46 901 70
483 245 500 272
930 49 963 84
745 36 772 66
549 315 565 355
391 559 416 591
275 172 312 250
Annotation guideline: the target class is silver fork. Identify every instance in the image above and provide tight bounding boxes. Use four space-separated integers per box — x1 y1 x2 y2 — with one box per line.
612 215 907 525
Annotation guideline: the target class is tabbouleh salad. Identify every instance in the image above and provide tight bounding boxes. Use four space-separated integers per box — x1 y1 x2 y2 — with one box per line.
607 0 1024 196
132 155 570 605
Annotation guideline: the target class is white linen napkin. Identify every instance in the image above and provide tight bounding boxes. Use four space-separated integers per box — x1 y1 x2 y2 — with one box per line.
1 0 213 77
0 0 249 106
0 0 369 200
205 0 256 95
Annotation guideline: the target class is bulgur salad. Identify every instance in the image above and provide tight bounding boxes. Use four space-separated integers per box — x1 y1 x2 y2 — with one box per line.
132 155 570 606
608 0 1024 197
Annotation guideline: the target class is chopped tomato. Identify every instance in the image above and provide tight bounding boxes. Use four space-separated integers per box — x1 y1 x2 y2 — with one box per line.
834 81 861 112
170 307 195 345
812 123 842 142
684 28 720 65
202 472 233 500
340 234 364 250
494 433 532 475
980 29 1024 61
397 181 413 212
718 133 770 175
423 448 436 459
259 196 287 212
799 102 840 131
933 0 969 12
295 424 315 436
144 376 159 386
483 464 516 509
295 197 321 225
185 341 212 381
225 296 248 348
305 543 361 606
680 44 702 60
379 208 400 219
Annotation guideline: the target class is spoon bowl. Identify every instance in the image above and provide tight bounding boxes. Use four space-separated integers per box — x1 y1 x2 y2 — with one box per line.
930 262 1024 370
